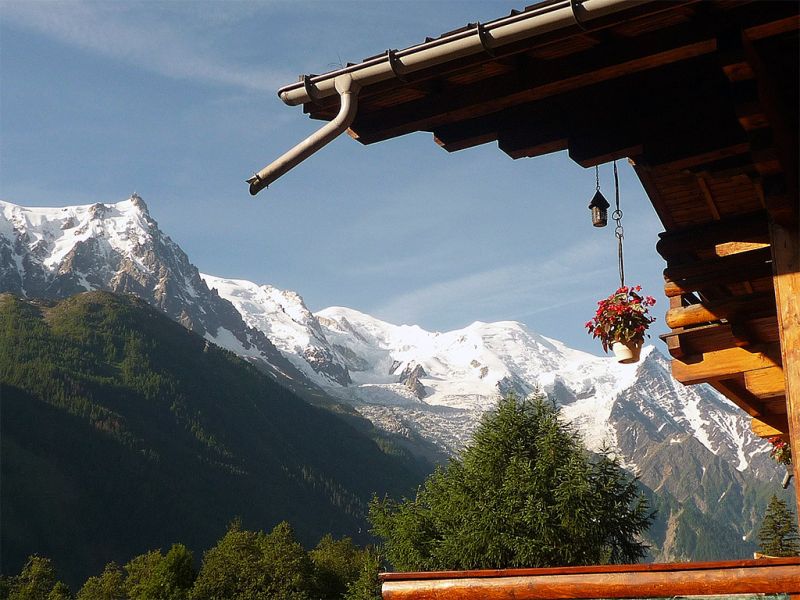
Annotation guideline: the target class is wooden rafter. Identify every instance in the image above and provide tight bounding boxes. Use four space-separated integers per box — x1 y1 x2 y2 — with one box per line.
671 343 782 385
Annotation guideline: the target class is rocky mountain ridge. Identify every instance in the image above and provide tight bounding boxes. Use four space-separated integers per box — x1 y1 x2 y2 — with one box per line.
0 196 330 403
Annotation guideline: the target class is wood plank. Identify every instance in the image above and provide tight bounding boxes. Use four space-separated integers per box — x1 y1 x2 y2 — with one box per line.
744 366 786 398
696 174 721 219
644 142 751 172
665 293 775 328
742 34 800 225
752 416 787 438
769 218 800 522
671 343 781 385
664 245 771 284
663 263 773 298
656 210 768 258
381 558 800 599
631 163 677 229
709 381 790 433
744 13 800 41
661 316 779 357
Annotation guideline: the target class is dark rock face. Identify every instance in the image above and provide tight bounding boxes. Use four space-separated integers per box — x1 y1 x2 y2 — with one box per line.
398 364 428 399
303 346 352 386
496 374 531 398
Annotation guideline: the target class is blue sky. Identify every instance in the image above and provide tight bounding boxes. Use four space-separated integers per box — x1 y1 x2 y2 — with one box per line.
0 0 668 353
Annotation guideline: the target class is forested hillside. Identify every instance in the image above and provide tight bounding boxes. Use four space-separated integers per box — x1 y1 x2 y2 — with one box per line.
0 292 429 587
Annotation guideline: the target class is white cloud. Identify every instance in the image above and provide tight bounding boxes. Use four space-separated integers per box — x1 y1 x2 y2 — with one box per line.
1 1 289 92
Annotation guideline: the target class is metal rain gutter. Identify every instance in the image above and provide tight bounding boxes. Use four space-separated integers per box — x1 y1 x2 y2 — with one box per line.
248 74 360 195
248 0 648 193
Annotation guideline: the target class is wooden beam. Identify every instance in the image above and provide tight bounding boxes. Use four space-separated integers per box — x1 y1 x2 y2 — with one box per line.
769 218 800 521
744 366 786 399
665 293 775 329
644 142 751 172
381 558 800 599
752 416 788 438
661 315 779 358
709 379 770 420
671 343 782 385
742 34 799 225
664 262 773 298
656 211 769 259
632 163 678 229
664 245 771 285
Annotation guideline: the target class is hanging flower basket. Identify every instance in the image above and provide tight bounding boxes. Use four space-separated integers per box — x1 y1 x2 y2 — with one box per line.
586 286 656 364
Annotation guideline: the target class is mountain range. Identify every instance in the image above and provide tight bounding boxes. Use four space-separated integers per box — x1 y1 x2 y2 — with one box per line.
1 195 793 563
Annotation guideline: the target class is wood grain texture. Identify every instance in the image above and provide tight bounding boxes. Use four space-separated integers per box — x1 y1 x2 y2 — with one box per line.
381 558 800 599
769 219 800 520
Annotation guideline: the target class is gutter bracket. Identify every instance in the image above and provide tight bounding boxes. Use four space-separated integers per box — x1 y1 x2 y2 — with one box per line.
570 0 588 31
386 49 409 83
476 22 496 57
301 74 321 104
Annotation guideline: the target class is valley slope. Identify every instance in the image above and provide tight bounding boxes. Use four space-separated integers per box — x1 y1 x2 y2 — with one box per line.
0 292 429 587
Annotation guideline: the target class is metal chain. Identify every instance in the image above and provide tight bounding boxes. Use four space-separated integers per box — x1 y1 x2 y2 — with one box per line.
612 160 625 288
595 164 600 191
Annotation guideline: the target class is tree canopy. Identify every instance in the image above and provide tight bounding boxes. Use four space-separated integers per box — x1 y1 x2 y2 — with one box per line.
369 393 655 571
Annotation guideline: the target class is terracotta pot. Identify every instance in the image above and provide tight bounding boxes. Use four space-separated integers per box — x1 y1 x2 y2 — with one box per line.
612 340 642 364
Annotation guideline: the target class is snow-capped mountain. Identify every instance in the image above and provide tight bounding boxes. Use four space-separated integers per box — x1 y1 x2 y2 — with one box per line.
199 278 774 477
0 196 321 396
1 196 787 559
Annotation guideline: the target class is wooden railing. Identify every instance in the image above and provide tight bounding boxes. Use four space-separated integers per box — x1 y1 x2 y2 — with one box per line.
380 557 800 599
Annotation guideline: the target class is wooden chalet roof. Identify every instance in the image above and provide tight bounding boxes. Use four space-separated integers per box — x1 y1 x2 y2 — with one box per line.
285 0 799 448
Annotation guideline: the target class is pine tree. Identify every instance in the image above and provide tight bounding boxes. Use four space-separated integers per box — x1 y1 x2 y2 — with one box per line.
369 393 654 571
758 494 800 557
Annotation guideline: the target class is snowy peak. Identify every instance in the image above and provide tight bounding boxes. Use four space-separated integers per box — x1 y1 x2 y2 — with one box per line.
1 195 154 271
0 198 313 394
201 274 351 386
203 274 773 483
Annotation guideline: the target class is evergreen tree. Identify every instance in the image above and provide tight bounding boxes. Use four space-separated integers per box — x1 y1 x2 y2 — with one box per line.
370 394 654 571
758 494 800 557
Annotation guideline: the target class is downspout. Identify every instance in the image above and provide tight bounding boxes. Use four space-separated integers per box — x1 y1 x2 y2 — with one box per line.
247 74 360 195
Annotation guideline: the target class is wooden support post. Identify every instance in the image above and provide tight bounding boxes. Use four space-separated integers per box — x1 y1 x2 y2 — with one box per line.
769 219 800 520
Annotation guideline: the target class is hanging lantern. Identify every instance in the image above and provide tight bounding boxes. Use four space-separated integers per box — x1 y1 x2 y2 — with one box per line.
589 189 610 227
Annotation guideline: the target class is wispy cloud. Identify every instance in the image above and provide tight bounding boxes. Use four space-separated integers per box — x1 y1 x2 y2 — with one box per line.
1 1 289 92
371 236 615 328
